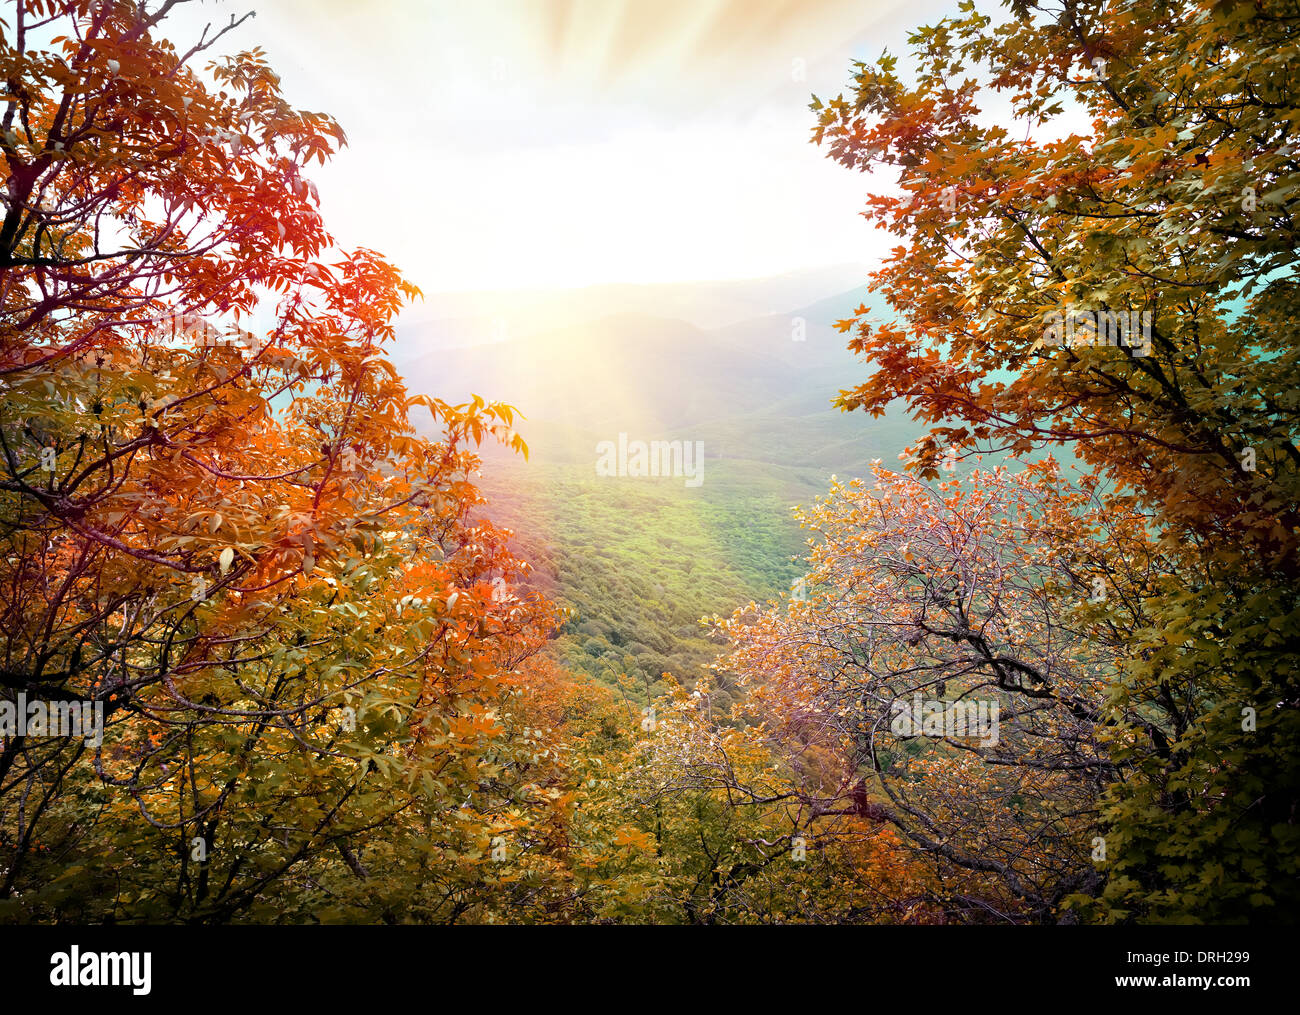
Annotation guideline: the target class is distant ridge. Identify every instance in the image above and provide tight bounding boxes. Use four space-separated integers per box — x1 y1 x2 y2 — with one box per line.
391 263 870 350
393 273 918 479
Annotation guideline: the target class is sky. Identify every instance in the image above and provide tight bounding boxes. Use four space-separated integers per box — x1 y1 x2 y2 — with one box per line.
166 0 956 297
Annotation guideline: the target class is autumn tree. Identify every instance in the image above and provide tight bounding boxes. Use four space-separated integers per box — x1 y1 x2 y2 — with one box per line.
717 461 1187 920
562 670 942 924
0 0 563 923
813 0 1300 921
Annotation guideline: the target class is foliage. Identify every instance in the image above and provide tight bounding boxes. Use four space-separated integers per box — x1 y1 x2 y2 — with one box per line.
477 461 808 700
3 0 1295 927
812 0 1300 922
0 0 561 923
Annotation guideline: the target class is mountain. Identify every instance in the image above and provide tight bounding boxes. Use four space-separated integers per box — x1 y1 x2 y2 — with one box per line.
390 263 872 351
394 282 918 478
389 272 924 695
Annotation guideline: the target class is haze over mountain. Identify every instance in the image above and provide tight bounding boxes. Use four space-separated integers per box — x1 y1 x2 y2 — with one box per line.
393 263 872 348
394 267 921 480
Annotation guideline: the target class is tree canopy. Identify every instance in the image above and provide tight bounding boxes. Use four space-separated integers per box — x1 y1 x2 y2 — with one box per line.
1 0 1296 926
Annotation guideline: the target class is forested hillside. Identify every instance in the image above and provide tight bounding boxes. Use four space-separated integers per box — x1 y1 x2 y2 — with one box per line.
395 287 926 695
